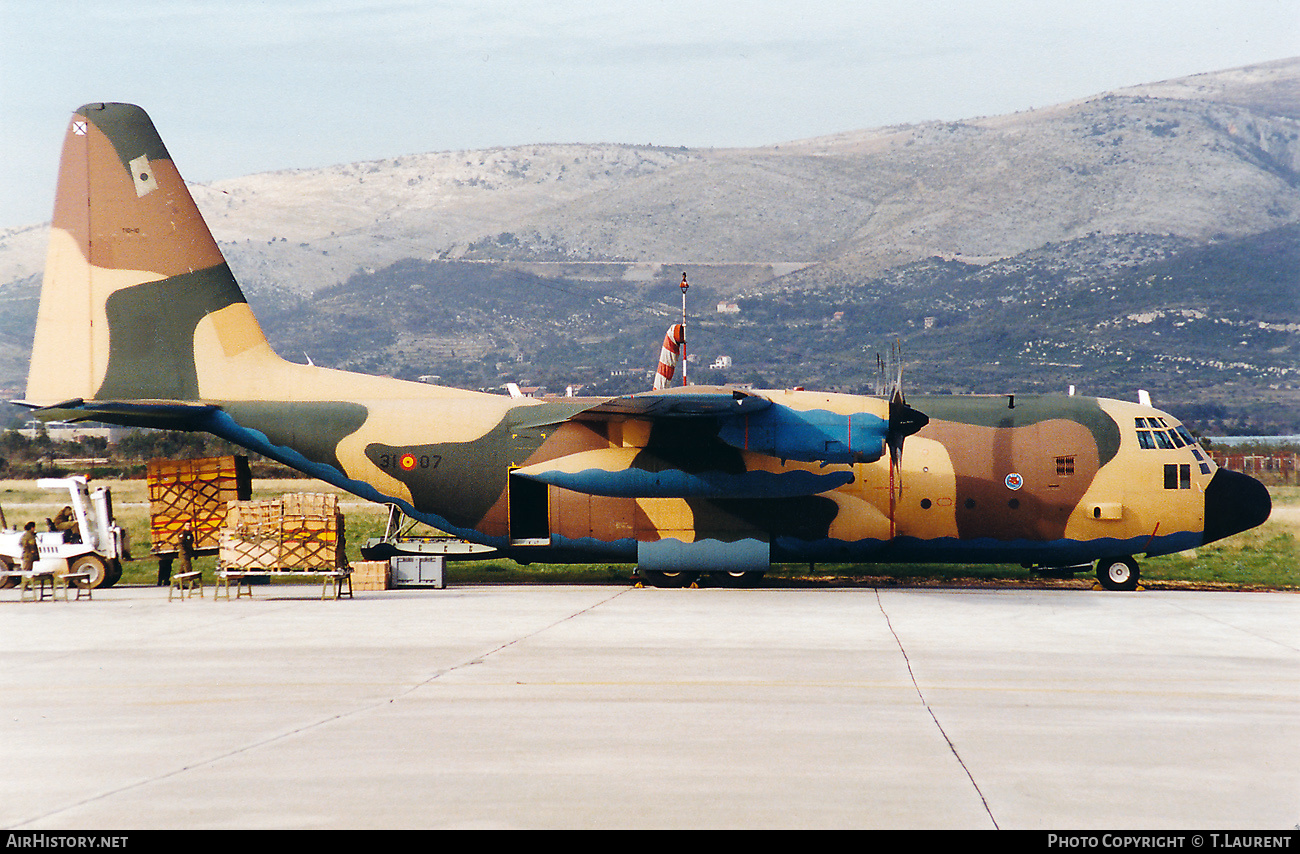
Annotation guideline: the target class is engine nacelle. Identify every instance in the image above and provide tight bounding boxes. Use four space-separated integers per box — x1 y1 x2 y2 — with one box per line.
717 405 889 465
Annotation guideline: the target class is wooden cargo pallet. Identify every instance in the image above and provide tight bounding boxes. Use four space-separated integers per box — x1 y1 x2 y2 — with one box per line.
148 456 251 553
220 494 346 572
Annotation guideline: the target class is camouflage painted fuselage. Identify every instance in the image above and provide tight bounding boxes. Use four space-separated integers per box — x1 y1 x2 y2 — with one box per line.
24 104 1271 576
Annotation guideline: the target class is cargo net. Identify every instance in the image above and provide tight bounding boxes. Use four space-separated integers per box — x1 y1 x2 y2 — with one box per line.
220 494 346 572
148 457 247 552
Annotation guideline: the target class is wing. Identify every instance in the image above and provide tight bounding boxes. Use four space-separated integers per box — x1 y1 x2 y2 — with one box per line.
511 385 894 500
573 385 772 419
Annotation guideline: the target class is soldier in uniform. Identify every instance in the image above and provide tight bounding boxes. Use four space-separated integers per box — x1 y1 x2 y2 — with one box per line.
50 506 80 542
20 521 38 573
177 523 194 578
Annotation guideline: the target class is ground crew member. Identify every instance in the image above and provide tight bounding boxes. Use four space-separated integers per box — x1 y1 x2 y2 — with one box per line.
20 521 38 573
177 523 194 577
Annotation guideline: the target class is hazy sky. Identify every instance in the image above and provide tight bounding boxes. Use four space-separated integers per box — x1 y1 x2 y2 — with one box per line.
2 1 1296 228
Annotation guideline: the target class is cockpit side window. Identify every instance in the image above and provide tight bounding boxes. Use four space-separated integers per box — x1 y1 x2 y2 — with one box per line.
1164 463 1192 489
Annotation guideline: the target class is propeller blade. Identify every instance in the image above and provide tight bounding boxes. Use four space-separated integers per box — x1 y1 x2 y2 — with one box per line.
887 396 928 468
880 339 926 539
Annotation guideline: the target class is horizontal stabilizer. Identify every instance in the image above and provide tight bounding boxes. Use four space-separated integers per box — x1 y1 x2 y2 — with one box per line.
12 398 220 430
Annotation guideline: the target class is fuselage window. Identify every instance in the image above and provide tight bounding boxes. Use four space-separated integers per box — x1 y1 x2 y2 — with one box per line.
1164 463 1192 490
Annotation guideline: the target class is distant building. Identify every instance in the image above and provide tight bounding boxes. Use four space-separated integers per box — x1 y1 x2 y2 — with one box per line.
18 420 131 443
710 356 733 370
717 302 740 314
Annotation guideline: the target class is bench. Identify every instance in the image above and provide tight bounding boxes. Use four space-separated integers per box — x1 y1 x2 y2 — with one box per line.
15 570 90 601
216 568 353 600
322 569 352 601
63 571 93 600
19 570 62 601
168 570 204 601
3 565 95 601
215 569 262 600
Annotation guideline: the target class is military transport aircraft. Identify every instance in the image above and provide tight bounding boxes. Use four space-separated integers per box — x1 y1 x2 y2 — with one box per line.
20 103 1272 589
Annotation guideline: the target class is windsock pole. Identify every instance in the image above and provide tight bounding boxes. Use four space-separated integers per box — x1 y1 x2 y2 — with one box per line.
680 273 689 386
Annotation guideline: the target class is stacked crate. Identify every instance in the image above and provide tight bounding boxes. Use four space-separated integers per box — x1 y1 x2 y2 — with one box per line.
148 456 252 554
220 493 346 572
350 560 390 591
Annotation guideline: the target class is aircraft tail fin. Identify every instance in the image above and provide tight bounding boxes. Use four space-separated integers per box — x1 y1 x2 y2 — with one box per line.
26 103 274 406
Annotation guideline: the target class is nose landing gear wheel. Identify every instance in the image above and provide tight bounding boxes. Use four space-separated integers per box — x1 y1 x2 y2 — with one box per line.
1096 556 1140 591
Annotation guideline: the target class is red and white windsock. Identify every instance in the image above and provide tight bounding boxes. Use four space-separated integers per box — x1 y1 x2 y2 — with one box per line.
653 324 685 389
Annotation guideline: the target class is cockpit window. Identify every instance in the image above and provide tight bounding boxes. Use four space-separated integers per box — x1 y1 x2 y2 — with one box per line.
1136 417 1197 452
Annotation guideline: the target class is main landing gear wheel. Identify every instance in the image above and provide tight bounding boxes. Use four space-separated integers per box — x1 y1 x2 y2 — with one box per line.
717 571 764 588
1096 556 1140 592
639 570 699 588
0 555 14 588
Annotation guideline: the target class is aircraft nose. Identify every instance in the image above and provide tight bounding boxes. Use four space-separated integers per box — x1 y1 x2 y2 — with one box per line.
1203 468 1271 545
